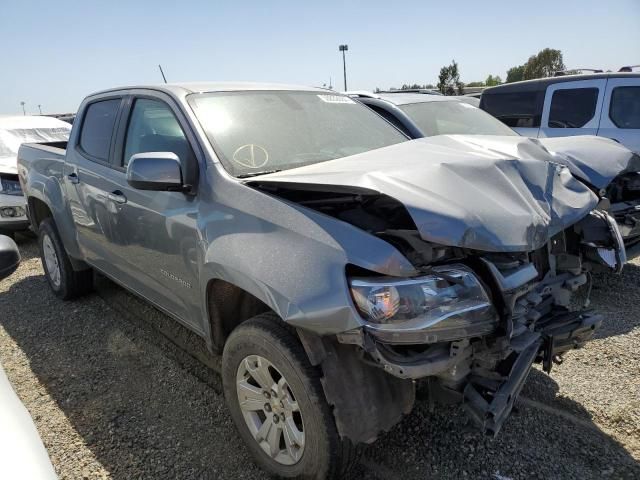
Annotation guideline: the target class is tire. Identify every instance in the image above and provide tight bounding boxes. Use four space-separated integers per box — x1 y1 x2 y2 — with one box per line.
38 218 93 300
222 313 360 479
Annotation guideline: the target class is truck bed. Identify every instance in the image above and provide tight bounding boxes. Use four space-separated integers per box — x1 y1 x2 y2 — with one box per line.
20 141 67 156
17 142 68 206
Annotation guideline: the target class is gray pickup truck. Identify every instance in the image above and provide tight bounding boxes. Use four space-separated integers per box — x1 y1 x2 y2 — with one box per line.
18 83 626 479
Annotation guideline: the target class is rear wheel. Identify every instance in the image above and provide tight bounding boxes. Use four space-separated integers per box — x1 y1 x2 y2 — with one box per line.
222 313 359 479
38 218 93 300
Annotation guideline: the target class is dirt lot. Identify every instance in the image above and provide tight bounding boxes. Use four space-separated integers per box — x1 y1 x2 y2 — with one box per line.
0 237 638 479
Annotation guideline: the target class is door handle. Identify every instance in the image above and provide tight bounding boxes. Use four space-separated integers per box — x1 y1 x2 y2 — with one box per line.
107 191 127 204
67 172 79 184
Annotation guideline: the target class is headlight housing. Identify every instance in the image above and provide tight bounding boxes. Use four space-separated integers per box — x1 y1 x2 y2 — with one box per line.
0 175 22 196
349 265 498 343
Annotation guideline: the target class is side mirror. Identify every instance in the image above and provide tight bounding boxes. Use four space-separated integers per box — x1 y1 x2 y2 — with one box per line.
126 152 184 191
0 235 20 280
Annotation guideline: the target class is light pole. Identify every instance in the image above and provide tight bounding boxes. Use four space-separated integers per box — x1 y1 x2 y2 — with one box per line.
38 104 42 115
20 101 26 116
338 44 348 91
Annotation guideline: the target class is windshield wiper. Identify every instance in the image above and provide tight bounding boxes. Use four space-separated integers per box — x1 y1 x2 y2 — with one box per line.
236 169 283 178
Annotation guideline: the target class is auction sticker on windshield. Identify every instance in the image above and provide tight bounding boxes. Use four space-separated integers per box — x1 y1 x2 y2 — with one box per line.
317 94 356 104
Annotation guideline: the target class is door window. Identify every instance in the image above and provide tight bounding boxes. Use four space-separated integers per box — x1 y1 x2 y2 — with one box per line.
480 91 540 127
609 87 640 129
548 88 598 128
79 99 121 160
123 99 191 167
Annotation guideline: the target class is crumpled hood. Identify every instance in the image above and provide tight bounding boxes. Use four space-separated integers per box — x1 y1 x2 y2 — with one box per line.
442 134 640 190
536 136 640 190
250 136 598 252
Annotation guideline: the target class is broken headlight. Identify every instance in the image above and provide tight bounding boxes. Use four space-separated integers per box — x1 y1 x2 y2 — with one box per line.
349 265 498 343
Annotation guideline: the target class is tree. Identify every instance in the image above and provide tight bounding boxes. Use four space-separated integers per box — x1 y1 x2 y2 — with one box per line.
522 48 565 80
437 60 464 95
385 83 436 91
506 65 525 83
466 81 485 88
505 48 564 83
485 74 502 86
401 83 424 90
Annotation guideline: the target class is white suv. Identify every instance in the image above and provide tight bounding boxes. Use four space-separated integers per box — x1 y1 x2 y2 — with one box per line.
480 73 640 153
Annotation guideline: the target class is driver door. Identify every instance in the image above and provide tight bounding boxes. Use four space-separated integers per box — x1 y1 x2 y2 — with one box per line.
538 79 606 138
103 95 201 328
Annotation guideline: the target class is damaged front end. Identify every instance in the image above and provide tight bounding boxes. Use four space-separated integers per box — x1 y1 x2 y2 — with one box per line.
537 136 640 260
248 138 626 440
335 212 621 436
605 171 640 259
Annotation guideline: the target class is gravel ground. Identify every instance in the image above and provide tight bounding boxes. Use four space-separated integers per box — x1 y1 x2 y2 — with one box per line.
0 237 638 479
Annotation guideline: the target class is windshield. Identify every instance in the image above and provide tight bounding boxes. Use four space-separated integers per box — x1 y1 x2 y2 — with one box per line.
188 91 407 177
400 101 517 137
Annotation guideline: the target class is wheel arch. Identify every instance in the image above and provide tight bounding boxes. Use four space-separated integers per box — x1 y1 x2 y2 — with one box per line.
27 193 89 271
204 273 290 352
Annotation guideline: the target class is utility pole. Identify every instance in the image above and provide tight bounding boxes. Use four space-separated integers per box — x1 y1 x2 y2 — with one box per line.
158 64 168 83
38 104 42 115
338 45 348 91
20 101 26 115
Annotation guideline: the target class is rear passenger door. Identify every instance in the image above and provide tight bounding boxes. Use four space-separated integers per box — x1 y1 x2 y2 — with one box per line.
65 96 127 278
598 78 640 154
539 79 606 139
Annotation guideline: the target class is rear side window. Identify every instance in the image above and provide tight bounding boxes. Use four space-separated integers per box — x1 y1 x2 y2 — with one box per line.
79 99 120 160
610 87 640 129
480 91 540 128
549 88 598 128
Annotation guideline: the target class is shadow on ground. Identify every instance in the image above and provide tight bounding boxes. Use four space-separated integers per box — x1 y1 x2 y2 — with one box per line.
0 239 638 479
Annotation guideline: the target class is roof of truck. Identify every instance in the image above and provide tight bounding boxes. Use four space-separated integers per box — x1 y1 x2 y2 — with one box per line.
89 82 331 98
348 92 462 106
483 72 640 94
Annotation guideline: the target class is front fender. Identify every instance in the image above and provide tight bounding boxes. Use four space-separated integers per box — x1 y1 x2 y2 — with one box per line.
198 182 417 336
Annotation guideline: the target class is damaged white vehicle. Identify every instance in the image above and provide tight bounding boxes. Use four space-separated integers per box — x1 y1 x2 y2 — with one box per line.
0 116 71 237
18 84 626 479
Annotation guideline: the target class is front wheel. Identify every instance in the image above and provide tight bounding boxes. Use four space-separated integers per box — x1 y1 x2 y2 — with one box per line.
222 313 359 479
38 218 93 300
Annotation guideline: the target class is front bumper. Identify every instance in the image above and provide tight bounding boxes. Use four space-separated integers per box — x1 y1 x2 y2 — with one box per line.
0 194 29 231
464 310 601 436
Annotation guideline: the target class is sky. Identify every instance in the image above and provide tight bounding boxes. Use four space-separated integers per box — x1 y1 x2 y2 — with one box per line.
1 0 639 115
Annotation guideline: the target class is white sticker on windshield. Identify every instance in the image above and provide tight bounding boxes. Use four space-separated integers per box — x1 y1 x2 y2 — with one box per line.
317 94 356 104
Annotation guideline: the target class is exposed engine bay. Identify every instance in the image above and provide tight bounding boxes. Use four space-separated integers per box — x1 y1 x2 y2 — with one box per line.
255 182 625 439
